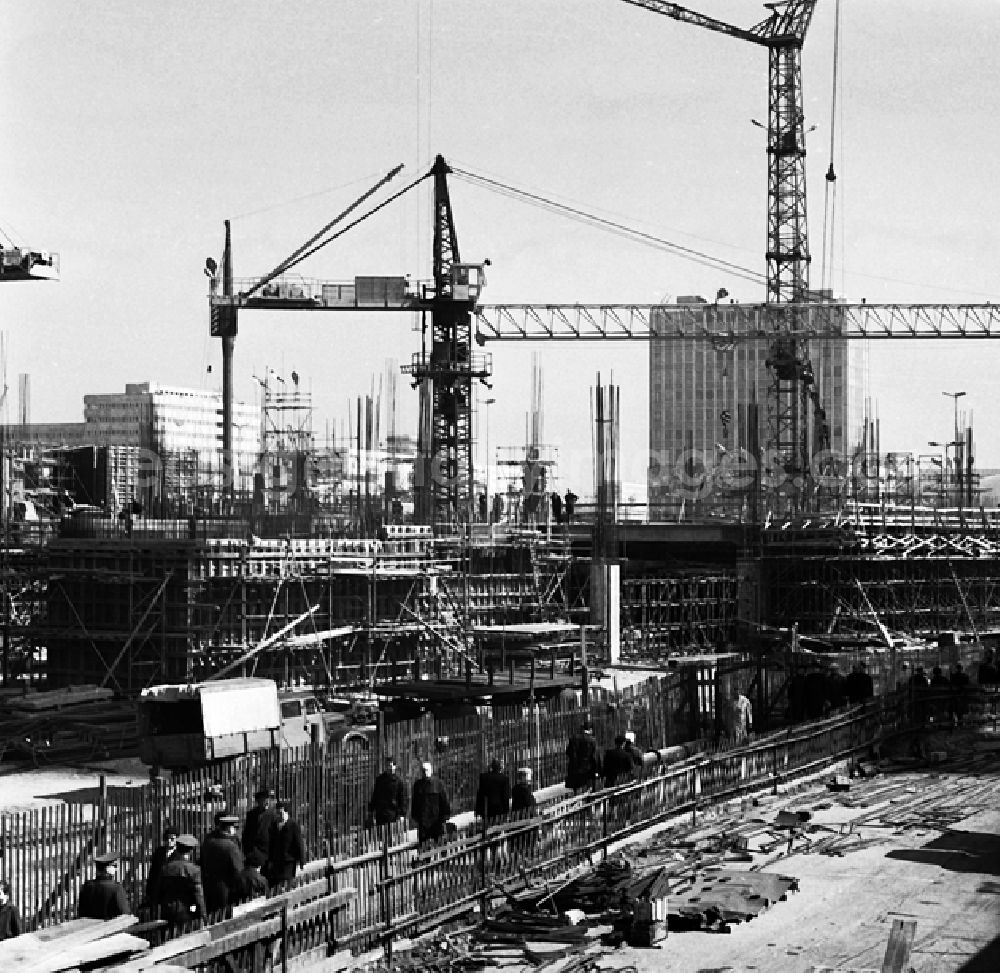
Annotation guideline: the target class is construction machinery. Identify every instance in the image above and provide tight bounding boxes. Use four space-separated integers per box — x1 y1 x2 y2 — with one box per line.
207 156 490 526
618 0 820 511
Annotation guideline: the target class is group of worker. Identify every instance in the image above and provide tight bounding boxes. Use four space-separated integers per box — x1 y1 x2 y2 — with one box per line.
565 721 646 792
367 756 539 842
69 790 306 930
909 660 980 726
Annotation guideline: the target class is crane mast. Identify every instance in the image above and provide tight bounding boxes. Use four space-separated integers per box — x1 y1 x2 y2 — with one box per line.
620 0 819 511
404 156 492 524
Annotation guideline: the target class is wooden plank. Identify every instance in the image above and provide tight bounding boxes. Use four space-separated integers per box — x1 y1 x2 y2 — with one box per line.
880 919 917 973
0 915 139 966
18 932 148 973
31 918 105 942
104 932 213 972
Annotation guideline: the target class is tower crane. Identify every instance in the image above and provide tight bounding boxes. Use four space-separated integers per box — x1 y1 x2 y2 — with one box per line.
207 155 491 526
619 0 819 510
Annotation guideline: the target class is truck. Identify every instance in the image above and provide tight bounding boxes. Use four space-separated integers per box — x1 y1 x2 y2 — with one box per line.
138 677 374 770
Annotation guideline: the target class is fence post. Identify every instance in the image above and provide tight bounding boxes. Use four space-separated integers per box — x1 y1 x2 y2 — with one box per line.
380 829 392 965
479 815 489 920
98 774 108 851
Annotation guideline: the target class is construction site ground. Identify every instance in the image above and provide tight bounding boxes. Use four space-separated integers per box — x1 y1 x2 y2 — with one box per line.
584 726 1000 973
0 757 147 812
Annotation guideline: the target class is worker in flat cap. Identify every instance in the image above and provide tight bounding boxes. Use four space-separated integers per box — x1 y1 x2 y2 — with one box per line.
154 833 206 928
78 850 130 920
241 786 276 864
200 811 244 915
143 825 178 910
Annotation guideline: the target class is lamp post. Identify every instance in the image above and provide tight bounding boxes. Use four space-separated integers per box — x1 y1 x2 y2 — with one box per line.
942 391 966 503
484 397 496 522
928 440 961 506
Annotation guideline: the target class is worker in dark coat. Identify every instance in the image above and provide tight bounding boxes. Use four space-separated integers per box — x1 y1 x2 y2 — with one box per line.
267 801 306 886
154 834 206 928
410 761 451 844
0 880 22 941
511 768 537 814
200 813 244 915
237 851 269 902
368 757 408 827
78 851 130 920
978 649 997 686
602 735 635 788
475 758 511 821
624 731 644 776
846 662 874 705
565 721 599 792
242 787 276 862
910 666 930 724
950 663 971 726
144 826 178 908
929 665 951 724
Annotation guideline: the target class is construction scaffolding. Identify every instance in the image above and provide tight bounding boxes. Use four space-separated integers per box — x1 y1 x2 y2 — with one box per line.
15 521 578 692
619 571 740 660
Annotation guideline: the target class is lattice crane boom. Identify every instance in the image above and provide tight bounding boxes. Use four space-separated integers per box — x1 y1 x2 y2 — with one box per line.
619 0 818 511
473 302 1000 341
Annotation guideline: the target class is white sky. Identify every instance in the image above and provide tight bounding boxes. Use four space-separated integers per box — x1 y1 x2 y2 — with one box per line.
2 0 999 500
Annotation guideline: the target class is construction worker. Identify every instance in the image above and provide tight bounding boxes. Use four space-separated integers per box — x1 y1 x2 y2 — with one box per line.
950 663 971 726
201 812 244 915
79 851 129 920
155 833 206 928
565 721 599 792
511 768 537 814
602 735 635 788
0 880 22 941
267 801 306 886
624 731 644 777
238 851 269 902
368 756 407 828
475 758 511 822
846 661 874 705
144 826 178 909
726 686 753 743
410 761 451 844
242 787 276 863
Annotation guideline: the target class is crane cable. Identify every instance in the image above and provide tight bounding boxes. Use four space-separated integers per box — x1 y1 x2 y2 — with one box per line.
448 165 766 288
820 0 842 296
246 167 433 293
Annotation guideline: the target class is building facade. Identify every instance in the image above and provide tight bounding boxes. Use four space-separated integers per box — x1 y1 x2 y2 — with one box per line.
82 383 260 506
649 297 867 516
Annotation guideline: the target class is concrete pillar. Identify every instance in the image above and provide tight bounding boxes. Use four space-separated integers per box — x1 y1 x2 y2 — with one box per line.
591 560 621 665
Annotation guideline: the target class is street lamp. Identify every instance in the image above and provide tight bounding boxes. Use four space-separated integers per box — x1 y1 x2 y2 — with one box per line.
484 397 496 521
928 440 961 506
942 391 966 502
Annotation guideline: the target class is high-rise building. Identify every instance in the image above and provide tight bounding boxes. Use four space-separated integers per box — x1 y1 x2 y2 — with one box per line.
648 297 867 515
83 383 260 503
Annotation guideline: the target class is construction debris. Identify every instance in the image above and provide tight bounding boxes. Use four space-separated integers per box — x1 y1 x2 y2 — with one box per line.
0 687 138 765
